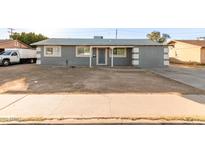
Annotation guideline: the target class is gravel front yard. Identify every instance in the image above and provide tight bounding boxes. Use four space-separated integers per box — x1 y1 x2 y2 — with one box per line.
0 64 204 94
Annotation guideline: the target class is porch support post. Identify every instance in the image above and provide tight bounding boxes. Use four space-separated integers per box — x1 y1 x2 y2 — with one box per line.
111 47 114 67
89 46 92 68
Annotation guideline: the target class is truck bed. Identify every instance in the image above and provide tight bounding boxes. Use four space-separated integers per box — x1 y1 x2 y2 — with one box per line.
18 49 37 59
5 48 37 59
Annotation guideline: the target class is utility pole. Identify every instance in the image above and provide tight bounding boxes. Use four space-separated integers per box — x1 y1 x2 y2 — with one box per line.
115 28 118 39
8 28 15 39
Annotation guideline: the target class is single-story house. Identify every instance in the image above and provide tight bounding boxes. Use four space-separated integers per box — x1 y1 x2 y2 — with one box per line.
0 39 31 52
168 40 205 64
31 36 169 68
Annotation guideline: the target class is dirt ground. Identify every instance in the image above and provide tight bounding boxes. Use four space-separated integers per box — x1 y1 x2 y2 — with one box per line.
0 64 204 94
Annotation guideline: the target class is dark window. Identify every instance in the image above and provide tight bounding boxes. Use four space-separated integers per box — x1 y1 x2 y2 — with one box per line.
11 52 17 56
2 51 11 55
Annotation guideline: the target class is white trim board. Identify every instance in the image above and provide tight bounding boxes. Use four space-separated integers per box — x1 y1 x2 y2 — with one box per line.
75 46 91 57
44 46 61 57
109 48 127 58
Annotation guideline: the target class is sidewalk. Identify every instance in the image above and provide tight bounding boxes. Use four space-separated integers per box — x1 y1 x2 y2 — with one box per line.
0 94 205 124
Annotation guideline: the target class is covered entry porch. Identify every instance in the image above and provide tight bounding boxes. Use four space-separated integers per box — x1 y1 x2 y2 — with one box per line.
89 46 138 67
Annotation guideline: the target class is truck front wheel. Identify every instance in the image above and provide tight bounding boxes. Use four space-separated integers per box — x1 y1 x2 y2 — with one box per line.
2 59 10 66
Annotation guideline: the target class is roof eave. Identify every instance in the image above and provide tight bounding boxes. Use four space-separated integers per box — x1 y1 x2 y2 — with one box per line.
31 43 166 46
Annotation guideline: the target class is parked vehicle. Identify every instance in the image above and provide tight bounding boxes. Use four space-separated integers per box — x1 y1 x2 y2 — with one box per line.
0 49 37 66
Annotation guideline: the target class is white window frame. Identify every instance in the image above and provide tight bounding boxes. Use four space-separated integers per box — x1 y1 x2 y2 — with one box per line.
44 46 61 57
109 48 127 58
76 46 91 57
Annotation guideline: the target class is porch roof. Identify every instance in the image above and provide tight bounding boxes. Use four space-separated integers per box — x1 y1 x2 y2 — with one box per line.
31 38 166 46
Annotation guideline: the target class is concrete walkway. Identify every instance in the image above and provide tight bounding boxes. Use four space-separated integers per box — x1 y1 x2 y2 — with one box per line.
0 94 205 124
152 65 205 91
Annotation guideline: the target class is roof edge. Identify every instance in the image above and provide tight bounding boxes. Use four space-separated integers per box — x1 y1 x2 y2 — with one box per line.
31 38 167 46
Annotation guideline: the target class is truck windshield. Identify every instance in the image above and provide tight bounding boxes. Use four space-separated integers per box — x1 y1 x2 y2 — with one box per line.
1 51 12 55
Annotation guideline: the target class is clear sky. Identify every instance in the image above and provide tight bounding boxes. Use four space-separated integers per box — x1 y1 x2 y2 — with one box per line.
1 28 205 39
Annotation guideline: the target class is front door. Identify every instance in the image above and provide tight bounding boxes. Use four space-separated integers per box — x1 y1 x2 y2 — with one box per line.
97 48 107 65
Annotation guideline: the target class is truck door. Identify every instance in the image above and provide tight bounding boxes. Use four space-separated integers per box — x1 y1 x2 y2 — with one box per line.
10 52 19 63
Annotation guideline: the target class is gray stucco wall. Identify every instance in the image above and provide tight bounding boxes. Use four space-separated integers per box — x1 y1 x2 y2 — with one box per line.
39 46 89 66
91 48 97 66
37 45 165 68
138 46 164 68
39 46 132 66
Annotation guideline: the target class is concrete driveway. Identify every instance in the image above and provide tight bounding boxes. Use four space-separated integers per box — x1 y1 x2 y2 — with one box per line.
1 93 205 124
152 65 205 91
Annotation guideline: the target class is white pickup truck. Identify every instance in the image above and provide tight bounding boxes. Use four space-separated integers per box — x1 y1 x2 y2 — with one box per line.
0 49 37 66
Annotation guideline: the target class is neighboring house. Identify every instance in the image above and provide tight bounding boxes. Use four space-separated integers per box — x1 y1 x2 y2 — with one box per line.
168 40 205 64
0 40 31 52
31 36 169 68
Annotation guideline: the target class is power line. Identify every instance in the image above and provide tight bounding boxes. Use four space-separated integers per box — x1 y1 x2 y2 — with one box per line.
115 29 118 39
8 28 15 39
